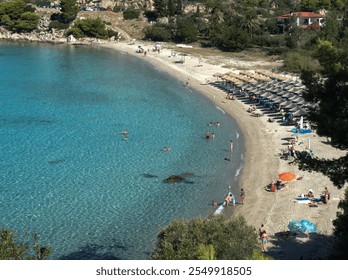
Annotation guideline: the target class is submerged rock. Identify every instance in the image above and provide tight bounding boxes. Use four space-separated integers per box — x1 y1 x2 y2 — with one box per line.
163 173 196 184
142 173 158 178
163 175 185 183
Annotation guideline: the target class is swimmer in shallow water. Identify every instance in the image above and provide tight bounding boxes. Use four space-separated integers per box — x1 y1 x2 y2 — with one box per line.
163 146 171 151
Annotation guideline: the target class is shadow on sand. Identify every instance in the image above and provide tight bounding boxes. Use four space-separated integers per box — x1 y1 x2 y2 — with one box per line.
265 232 337 260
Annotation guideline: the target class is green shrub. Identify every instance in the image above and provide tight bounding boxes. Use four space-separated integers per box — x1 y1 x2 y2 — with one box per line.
282 50 318 72
107 29 118 39
70 18 108 39
112 5 122 13
144 26 172 42
49 20 69 30
253 34 286 48
0 0 39 32
123 9 140 20
267 46 289 55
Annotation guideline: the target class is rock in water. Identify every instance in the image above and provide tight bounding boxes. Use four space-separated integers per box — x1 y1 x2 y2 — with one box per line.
164 175 185 183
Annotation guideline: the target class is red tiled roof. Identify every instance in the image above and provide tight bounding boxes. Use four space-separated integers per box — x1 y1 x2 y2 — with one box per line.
277 12 324 19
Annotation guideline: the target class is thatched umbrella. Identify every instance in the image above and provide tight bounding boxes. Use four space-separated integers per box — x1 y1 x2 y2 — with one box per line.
291 108 308 117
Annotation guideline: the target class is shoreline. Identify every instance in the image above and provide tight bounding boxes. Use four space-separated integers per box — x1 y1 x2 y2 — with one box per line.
2 38 346 259
98 40 346 259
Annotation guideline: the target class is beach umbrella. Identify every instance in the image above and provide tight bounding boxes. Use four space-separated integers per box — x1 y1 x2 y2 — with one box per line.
270 97 283 103
280 101 297 109
263 92 277 100
288 95 302 102
291 108 308 117
213 72 224 77
275 90 288 96
280 92 294 99
295 97 306 105
278 172 296 182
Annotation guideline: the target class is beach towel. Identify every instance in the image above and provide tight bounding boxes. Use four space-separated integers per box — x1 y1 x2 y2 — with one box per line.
290 128 312 135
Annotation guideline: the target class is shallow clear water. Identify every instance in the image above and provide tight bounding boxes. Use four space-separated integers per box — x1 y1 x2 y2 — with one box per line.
0 42 244 259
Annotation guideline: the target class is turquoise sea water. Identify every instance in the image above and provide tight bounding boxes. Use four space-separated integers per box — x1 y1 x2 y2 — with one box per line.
0 42 244 259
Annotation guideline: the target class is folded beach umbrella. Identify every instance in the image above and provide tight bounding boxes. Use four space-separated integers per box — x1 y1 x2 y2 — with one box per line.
279 172 297 182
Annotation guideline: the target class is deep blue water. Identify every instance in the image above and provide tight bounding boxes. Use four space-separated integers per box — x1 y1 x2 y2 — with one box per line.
0 42 244 259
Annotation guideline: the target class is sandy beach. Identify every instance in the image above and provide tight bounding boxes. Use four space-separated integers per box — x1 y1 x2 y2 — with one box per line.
94 39 346 259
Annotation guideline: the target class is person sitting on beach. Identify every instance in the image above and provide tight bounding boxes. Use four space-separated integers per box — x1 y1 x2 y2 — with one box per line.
304 189 314 198
271 180 277 192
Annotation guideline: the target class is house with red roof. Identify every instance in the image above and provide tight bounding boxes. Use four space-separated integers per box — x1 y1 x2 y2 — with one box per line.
276 11 325 33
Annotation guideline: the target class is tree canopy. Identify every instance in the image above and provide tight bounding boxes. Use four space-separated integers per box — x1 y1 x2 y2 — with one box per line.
0 0 39 32
150 215 263 260
0 225 52 260
60 0 79 23
298 38 348 189
69 18 109 39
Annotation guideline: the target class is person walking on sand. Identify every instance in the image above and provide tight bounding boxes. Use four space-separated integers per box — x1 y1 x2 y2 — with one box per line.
324 187 329 205
240 188 245 205
260 231 269 252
